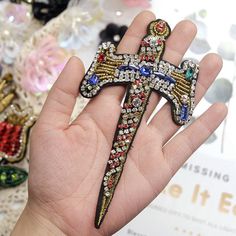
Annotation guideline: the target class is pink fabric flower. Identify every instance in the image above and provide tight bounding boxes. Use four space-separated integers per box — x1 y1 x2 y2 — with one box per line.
5 3 30 25
22 36 68 93
123 0 151 8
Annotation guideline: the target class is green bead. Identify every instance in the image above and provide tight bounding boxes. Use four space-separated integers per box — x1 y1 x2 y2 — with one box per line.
185 68 193 80
0 172 7 182
11 173 18 181
0 166 28 188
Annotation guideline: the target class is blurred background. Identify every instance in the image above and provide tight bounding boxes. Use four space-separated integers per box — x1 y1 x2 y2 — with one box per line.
0 0 236 235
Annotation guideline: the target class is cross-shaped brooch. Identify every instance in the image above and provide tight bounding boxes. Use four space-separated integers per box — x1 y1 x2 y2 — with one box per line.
79 19 199 228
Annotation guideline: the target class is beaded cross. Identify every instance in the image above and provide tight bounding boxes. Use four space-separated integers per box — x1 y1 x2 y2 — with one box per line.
79 19 199 228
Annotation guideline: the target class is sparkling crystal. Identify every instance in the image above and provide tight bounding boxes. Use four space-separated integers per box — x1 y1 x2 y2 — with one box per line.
185 68 194 80
139 66 151 77
88 74 99 85
181 95 189 104
180 105 188 121
132 98 142 107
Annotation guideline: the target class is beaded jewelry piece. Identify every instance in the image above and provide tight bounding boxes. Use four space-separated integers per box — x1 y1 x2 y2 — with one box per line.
99 23 128 46
0 73 16 113
32 0 70 24
79 19 199 228
0 104 36 163
0 166 27 188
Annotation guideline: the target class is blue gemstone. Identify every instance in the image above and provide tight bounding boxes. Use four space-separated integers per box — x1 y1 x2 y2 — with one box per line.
118 65 138 71
88 74 99 85
139 66 151 77
164 75 176 83
180 105 188 121
118 65 129 71
155 72 165 80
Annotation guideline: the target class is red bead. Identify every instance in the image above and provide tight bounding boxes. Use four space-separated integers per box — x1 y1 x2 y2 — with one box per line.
2 139 8 144
110 163 116 169
123 124 128 129
156 21 165 33
140 55 144 61
139 92 145 98
107 177 114 188
124 103 129 109
0 122 6 128
115 152 121 158
98 53 105 63
141 40 149 46
14 126 22 132
6 123 13 129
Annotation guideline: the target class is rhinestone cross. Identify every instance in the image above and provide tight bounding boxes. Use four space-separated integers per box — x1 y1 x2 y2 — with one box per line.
79 19 199 228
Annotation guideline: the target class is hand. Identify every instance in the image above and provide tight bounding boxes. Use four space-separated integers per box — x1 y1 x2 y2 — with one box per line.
12 11 227 236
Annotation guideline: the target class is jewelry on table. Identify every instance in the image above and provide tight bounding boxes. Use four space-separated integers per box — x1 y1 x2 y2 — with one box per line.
79 19 199 228
0 104 36 163
32 0 70 24
99 23 128 46
0 165 27 188
0 73 16 113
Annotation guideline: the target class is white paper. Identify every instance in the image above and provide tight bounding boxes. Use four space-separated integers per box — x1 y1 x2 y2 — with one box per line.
115 153 236 236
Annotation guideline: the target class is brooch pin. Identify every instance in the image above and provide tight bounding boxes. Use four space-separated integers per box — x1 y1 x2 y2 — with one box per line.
0 104 36 163
0 73 16 113
0 165 27 188
79 19 199 228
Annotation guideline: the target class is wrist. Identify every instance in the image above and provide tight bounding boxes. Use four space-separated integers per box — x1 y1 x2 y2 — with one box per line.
11 202 65 236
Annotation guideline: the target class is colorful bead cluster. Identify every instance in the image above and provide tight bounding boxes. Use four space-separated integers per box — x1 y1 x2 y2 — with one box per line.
0 70 35 189
0 122 22 157
0 104 36 163
80 19 199 228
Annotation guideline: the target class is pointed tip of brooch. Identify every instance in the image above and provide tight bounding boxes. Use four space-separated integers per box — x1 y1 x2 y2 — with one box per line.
94 197 107 229
94 218 102 229
95 188 113 229
95 206 106 229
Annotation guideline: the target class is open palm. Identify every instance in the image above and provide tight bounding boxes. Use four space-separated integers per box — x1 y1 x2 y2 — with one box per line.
26 11 227 236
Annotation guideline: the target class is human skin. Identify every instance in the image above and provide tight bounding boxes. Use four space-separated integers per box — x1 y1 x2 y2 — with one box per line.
11 11 227 236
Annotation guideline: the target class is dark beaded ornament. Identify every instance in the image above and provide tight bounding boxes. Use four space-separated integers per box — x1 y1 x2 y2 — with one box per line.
32 0 70 24
99 23 128 46
80 18 199 229
0 166 28 188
